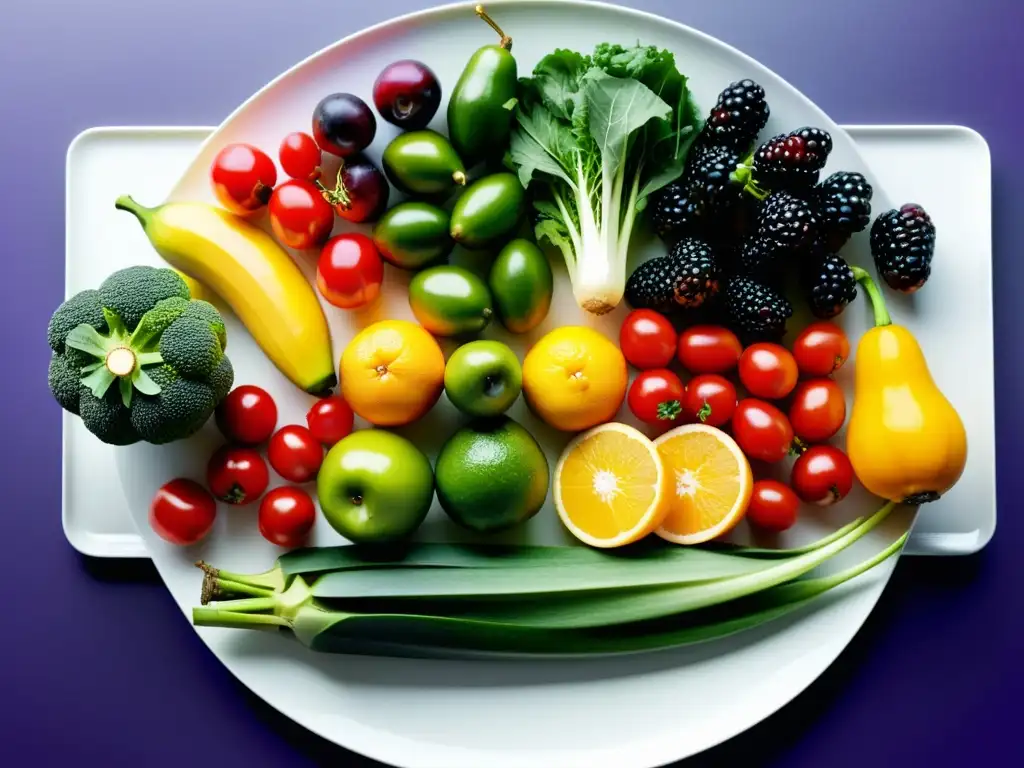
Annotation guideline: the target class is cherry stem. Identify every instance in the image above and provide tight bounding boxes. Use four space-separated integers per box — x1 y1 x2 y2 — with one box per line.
475 5 512 49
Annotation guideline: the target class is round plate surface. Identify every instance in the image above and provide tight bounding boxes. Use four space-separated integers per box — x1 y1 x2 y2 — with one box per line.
118 2 915 766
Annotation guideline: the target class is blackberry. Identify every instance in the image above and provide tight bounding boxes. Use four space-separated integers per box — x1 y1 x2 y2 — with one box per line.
624 256 680 313
816 171 873 251
753 127 832 190
683 142 743 218
870 204 936 293
803 250 858 319
706 79 770 148
668 237 721 309
723 276 793 342
738 237 785 281
650 181 706 242
757 190 820 251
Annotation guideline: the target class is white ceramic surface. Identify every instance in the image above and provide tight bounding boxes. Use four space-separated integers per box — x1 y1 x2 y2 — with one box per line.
64 1 992 765
62 124 995 560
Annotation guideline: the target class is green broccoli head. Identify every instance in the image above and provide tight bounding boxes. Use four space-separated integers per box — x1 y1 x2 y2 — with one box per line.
182 300 228 351
48 352 83 415
47 289 107 353
98 266 190 331
208 355 235 403
78 385 141 446
159 315 223 379
130 365 217 445
131 296 191 350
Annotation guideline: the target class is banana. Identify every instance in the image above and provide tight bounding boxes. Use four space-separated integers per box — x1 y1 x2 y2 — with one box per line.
116 195 336 395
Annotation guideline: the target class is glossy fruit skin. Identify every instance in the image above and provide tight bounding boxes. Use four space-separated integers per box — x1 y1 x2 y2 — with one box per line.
316 233 384 310
149 479 217 545
680 374 737 428
372 59 441 130
738 343 799 400
372 202 453 270
627 369 685 426
791 445 854 506
447 28 517 167
408 265 494 337
323 155 390 224
215 385 278 446
444 340 522 417
269 180 335 250
676 325 743 374
620 309 677 370
268 425 324 484
789 378 846 443
847 323 967 503
317 429 435 543
382 130 466 196
340 319 446 426
792 321 850 377
747 479 799 532
206 446 269 505
489 239 553 334
449 173 525 250
210 143 277 216
306 396 354 447
258 486 316 547
732 399 794 463
279 132 322 181
312 92 376 157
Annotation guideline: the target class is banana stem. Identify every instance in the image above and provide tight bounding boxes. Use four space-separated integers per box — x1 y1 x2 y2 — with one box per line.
851 266 891 327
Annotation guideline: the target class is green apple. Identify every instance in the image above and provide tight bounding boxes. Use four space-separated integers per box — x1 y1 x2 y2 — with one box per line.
444 340 522 417
317 430 434 543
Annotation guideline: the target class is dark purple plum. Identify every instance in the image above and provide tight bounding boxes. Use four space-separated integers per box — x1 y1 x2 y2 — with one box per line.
312 93 376 158
318 154 389 224
372 59 441 130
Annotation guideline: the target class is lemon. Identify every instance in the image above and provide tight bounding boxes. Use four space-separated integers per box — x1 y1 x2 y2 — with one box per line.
521 326 627 432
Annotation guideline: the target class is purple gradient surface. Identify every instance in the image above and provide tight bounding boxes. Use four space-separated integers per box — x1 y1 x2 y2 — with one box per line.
1 0 1020 765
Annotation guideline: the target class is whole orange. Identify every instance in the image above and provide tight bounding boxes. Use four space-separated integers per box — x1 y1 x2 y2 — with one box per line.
340 320 445 426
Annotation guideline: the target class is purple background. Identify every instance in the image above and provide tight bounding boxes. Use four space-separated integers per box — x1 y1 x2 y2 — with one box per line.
2 0 1020 765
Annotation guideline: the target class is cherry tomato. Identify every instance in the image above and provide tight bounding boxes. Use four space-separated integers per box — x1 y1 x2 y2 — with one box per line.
738 343 798 400
791 445 855 507
316 233 384 309
792 321 851 378
732 399 794 463
206 447 269 506
619 310 677 370
210 143 277 216
279 131 322 181
627 369 685 426
306 396 355 446
268 425 324 483
788 378 847 443
747 480 800 532
680 374 737 427
677 325 743 374
149 479 217 545
215 385 278 446
258 486 317 547
268 179 335 250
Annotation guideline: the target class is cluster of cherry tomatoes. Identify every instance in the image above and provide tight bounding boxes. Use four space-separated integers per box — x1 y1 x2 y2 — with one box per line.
620 310 855 533
148 386 355 548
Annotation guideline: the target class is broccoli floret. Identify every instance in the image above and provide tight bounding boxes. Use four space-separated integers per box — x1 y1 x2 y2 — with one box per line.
130 365 217 444
48 353 82 415
98 266 189 330
79 386 140 446
182 300 227 350
47 289 107 352
208 355 235 402
159 315 223 379
131 296 191 350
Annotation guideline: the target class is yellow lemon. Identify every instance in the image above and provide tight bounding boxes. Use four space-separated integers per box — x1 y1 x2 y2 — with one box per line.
554 422 670 548
653 424 753 545
340 320 445 427
521 326 627 432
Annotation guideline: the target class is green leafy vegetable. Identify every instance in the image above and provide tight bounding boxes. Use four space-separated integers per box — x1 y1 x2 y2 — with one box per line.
509 43 703 315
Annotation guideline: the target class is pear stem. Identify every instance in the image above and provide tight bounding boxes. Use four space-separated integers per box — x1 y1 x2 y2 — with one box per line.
475 5 512 49
851 266 891 327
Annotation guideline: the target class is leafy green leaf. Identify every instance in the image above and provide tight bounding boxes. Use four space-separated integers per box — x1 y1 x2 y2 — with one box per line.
530 48 590 121
133 366 161 396
509 106 578 188
583 71 670 182
136 351 164 367
65 324 111 360
80 364 116 399
119 376 133 409
102 308 129 340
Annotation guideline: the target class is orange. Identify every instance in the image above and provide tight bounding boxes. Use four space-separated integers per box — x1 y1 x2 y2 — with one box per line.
554 423 670 548
521 326 627 432
340 320 445 426
653 424 753 545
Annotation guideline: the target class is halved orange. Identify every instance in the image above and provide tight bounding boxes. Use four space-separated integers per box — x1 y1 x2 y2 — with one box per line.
554 423 671 548
653 424 753 545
